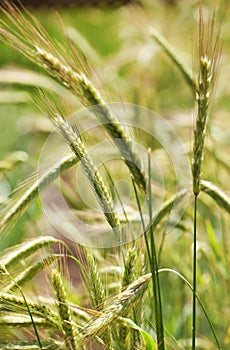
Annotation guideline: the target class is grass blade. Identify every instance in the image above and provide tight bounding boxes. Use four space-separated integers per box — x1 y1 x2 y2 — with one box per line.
159 268 222 350
119 317 157 350
149 28 196 93
201 180 230 214
152 189 187 228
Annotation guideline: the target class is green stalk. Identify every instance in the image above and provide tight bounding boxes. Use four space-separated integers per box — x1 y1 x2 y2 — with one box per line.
131 150 165 349
131 175 151 268
147 149 165 350
192 195 198 350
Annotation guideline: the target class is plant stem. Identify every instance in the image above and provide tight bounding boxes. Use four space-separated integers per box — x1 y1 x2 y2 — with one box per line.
148 149 165 350
131 175 151 266
192 195 198 349
131 157 165 349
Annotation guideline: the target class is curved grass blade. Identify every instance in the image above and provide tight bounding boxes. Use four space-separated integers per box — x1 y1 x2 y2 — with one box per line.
119 317 157 350
0 67 72 98
149 28 196 93
201 180 230 214
152 188 187 228
159 268 222 350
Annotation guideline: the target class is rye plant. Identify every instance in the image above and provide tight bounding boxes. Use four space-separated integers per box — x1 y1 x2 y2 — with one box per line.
0 1 229 349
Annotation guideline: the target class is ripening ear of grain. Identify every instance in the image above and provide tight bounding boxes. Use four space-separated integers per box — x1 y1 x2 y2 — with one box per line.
0 236 58 269
51 269 78 350
33 91 121 237
83 249 106 311
0 0 146 194
192 9 221 197
50 113 121 230
82 273 151 341
0 313 52 329
0 155 77 237
0 236 60 294
0 292 60 328
83 248 113 348
0 239 95 348
191 8 222 350
4 255 61 293
119 244 143 349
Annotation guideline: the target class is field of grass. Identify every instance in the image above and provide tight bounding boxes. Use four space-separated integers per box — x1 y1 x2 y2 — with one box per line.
0 1 229 349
